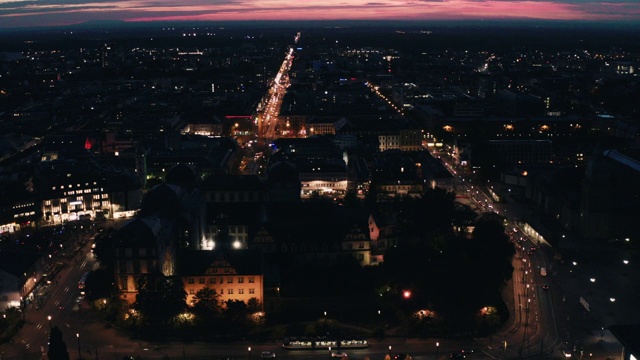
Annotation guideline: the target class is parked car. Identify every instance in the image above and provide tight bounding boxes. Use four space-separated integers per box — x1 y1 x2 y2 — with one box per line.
261 352 276 359
331 351 348 358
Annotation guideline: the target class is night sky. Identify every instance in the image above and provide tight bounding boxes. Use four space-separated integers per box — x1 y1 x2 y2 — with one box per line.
0 0 639 29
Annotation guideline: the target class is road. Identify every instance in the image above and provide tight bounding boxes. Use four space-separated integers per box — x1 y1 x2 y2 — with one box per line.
256 46 294 142
3 234 100 359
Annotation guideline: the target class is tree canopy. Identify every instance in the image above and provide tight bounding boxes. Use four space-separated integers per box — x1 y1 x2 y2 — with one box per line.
134 274 186 325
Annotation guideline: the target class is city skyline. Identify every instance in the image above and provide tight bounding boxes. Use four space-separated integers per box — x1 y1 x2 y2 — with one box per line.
0 0 639 30
0 14 639 360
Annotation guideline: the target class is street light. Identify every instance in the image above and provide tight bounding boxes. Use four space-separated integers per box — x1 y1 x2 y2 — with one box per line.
76 333 81 360
436 342 440 360
48 315 52 329
248 346 251 360
20 296 25 321
389 346 392 354
590 278 596 283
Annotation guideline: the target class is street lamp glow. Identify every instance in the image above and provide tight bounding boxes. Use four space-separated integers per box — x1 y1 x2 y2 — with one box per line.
572 261 577 266
623 260 629 265
590 278 596 283
403 290 412 299
76 333 81 360
610 298 616 302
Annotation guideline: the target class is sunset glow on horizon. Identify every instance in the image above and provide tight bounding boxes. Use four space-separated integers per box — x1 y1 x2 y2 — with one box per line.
0 0 638 29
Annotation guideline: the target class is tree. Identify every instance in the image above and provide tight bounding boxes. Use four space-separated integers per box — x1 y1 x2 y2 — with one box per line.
92 229 116 273
399 188 456 242
342 191 361 208
471 214 515 287
192 287 222 318
247 297 262 313
134 274 186 325
47 326 70 360
432 213 515 332
222 299 250 332
85 268 115 300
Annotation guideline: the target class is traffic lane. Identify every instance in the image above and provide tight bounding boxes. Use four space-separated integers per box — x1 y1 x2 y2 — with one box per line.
7 246 87 358
535 281 563 353
35 240 97 356
115 341 500 360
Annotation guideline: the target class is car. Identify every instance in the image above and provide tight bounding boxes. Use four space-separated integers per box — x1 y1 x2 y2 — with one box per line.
450 354 465 360
261 352 276 359
530 247 537 252
330 351 348 358
527 251 533 255
542 284 549 290
562 349 572 358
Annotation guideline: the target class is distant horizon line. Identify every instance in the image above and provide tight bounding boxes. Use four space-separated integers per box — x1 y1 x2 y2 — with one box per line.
1 18 639 33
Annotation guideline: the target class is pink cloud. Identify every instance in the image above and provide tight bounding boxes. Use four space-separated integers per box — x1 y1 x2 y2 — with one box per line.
0 0 639 27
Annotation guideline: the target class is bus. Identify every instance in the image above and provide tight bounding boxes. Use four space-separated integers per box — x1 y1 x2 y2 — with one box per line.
282 337 368 350
78 272 89 289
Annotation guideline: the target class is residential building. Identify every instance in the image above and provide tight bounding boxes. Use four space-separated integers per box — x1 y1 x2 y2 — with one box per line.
180 249 263 307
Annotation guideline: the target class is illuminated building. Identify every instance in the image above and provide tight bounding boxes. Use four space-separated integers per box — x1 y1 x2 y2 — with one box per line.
36 160 142 224
181 250 263 307
298 159 348 195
